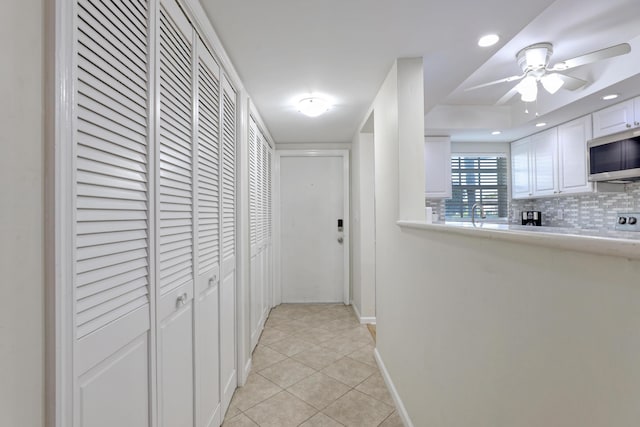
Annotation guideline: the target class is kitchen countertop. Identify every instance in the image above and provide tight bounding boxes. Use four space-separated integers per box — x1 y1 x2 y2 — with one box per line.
397 220 640 260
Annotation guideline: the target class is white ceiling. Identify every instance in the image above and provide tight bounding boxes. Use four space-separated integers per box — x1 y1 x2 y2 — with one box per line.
200 0 640 144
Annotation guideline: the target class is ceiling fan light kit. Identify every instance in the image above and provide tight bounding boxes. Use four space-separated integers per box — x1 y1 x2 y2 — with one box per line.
540 73 564 94
466 42 631 105
516 75 538 102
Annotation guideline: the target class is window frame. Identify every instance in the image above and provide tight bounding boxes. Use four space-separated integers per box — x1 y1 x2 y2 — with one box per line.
444 152 510 222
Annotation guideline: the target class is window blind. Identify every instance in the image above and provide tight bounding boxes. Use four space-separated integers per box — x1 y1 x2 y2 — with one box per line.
445 156 508 219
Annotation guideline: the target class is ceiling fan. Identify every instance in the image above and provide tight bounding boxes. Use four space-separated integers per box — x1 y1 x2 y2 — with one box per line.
465 42 631 104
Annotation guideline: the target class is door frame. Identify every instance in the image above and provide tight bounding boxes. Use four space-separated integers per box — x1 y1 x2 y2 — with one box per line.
274 150 350 306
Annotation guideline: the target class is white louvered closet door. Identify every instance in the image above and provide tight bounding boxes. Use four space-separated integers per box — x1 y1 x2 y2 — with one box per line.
248 122 274 350
249 118 258 250
248 118 261 349
74 0 152 425
260 139 269 320
156 0 195 426
266 148 273 313
194 37 222 427
220 76 238 413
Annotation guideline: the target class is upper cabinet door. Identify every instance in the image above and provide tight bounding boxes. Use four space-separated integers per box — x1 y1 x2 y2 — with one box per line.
531 128 558 196
511 137 532 199
558 116 593 195
424 136 452 199
592 99 634 138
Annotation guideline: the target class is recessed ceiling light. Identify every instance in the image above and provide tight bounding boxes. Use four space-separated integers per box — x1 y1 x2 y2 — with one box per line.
536 122 547 127
491 131 502 135
602 94 619 101
478 34 500 47
297 97 331 117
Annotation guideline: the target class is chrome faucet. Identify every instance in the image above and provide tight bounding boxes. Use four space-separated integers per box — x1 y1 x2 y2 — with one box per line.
471 203 486 226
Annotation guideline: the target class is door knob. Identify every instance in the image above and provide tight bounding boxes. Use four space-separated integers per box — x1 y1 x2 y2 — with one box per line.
176 293 188 307
337 236 343 244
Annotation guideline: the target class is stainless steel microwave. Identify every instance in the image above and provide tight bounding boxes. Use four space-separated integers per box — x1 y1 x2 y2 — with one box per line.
587 129 640 182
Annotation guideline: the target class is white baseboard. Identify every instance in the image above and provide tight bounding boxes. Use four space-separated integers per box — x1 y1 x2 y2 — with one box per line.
242 358 252 385
351 302 376 324
374 348 413 427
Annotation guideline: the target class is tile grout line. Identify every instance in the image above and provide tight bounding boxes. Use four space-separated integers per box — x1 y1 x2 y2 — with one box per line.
225 304 393 426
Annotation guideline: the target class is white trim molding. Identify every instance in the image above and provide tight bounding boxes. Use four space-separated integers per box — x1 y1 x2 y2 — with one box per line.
351 302 376 324
274 149 351 305
374 348 413 427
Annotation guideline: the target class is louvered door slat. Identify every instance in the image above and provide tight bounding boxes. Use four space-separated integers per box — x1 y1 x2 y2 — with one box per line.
81 0 147 65
91 0 148 49
197 51 221 275
108 0 149 43
115 0 147 26
267 150 272 238
78 120 147 156
78 80 146 125
221 81 236 261
78 45 147 107
249 119 257 246
77 267 148 300
77 15 147 84
256 130 263 244
159 3 193 296
75 0 150 339
261 143 268 244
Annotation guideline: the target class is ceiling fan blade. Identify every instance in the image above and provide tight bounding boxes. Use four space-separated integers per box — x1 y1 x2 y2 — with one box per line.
549 43 631 71
557 74 588 91
464 74 525 91
496 85 519 105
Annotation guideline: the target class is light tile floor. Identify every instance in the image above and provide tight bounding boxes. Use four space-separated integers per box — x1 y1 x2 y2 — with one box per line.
223 304 403 427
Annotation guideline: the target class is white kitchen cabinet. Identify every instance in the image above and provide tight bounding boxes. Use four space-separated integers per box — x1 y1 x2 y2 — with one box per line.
592 98 640 138
558 115 593 194
511 137 532 199
424 136 452 198
511 115 613 200
531 128 558 196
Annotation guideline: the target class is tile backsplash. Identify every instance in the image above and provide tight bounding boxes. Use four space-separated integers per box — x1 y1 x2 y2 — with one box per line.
426 182 640 230
510 182 640 229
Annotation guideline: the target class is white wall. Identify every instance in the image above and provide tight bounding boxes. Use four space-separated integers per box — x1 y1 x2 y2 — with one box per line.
0 1 45 426
351 131 376 320
366 59 640 427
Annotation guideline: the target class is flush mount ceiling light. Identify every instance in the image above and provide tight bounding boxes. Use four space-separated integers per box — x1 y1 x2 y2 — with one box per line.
602 94 619 101
536 122 547 127
297 97 331 117
491 131 502 135
478 34 500 47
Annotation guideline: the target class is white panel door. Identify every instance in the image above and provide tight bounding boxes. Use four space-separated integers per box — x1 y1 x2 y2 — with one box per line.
157 1 194 426
424 136 452 198
511 137 532 199
592 99 634 138
74 0 152 425
194 37 222 427
558 116 593 194
220 76 237 414
532 128 558 196
280 154 346 303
